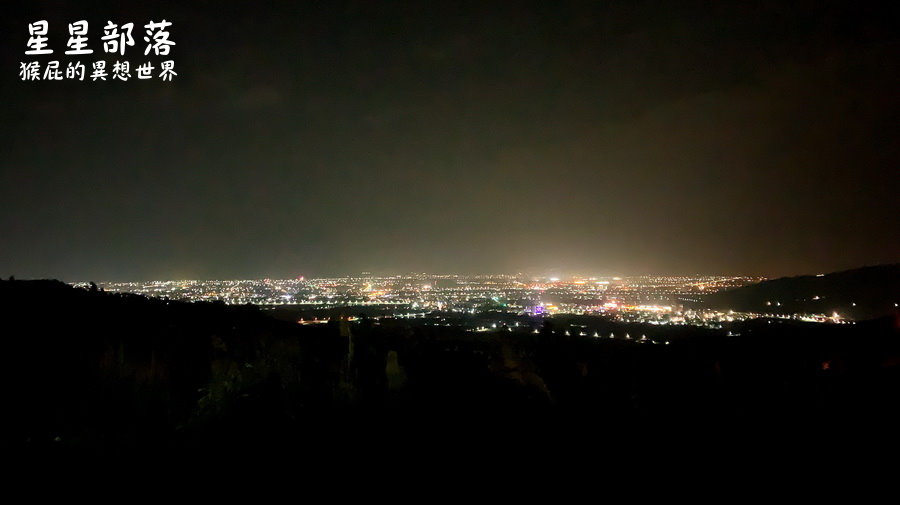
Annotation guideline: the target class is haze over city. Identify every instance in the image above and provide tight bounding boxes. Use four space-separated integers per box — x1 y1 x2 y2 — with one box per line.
2 1 897 282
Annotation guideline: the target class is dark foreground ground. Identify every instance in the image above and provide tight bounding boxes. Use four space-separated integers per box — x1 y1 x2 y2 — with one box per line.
2 279 899 456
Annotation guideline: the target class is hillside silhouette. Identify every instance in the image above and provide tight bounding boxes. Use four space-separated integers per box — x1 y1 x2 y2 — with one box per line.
702 264 900 319
2 277 900 453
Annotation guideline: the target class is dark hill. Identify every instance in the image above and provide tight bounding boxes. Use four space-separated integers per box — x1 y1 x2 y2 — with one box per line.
702 264 900 319
2 278 900 454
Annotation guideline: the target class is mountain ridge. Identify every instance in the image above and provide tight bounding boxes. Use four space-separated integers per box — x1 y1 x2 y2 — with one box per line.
702 263 900 319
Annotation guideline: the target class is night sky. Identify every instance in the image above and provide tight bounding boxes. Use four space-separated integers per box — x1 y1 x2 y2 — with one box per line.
1 1 898 281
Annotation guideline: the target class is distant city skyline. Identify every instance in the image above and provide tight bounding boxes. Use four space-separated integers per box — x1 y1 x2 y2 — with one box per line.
82 271 872 328
78 271 767 282
41 260 898 284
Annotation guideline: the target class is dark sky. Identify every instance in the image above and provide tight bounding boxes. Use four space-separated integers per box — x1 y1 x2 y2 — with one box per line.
1 1 898 281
